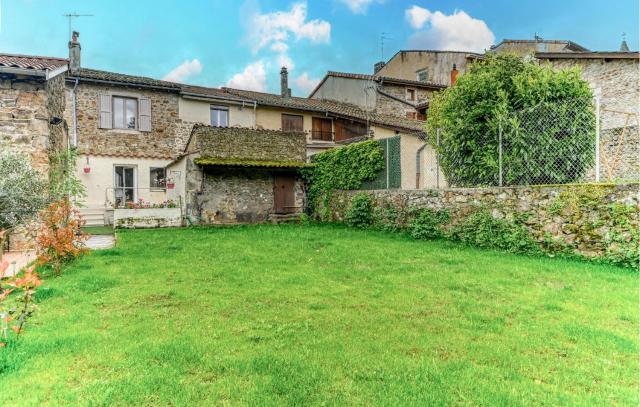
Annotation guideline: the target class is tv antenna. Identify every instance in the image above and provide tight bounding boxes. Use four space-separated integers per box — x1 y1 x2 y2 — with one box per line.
63 13 93 39
380 32 392 61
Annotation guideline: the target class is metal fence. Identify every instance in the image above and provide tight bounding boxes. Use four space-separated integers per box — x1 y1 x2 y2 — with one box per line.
361 136 402 189
420 97 639 189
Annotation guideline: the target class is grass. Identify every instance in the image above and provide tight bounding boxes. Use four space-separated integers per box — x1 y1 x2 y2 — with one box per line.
80 226 114 235
0 224 637 406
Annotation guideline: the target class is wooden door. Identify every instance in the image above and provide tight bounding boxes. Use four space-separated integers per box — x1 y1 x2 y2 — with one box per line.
273 174 296 214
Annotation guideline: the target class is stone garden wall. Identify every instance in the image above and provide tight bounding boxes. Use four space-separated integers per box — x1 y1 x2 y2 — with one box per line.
324 183 639 266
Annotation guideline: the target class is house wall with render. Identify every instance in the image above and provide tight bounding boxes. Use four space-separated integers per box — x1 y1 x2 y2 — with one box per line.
178 97 255 127
376 51 475 86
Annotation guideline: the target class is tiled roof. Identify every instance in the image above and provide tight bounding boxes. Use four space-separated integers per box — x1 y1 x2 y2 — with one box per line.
194 157 312 168
0 53 68 71
490 39 590 52
69 68 182 90
309 71 446 98
536 51 640 59
180 85 254 102
223 87 426 133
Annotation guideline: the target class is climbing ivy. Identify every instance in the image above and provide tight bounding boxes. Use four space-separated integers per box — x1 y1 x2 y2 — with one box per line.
302 140 384 217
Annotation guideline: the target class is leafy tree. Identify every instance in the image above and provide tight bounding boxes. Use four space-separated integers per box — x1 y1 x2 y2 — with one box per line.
48 148 86 203
0 153 48 233
427 54 595 186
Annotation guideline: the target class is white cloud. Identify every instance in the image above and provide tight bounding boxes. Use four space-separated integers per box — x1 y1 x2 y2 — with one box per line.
270 41 289 53
405 5 430 29
294 72 320 95
338 0 381 14
225 60 267 92
248 2 330 53
406 7 495 53
162 59 203 83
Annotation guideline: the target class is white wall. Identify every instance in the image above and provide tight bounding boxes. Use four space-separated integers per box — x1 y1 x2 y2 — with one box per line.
179 98 255 127
77 155 177 208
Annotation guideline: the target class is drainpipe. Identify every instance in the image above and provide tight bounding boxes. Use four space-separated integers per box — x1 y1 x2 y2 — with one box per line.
415 142 428 189
253 101 257 128
71 78 79 147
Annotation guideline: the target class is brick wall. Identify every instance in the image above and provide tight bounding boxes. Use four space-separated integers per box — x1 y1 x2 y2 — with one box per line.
192 125 307 162
72 82 181 158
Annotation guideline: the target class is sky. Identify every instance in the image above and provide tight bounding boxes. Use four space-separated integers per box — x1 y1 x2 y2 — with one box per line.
0 0 638 95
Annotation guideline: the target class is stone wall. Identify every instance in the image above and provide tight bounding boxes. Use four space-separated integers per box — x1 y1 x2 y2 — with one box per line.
0 74 54 172
377 83 434 117
191 167 304 224
192 125 307 162
72 82 181 158
324 183 639 264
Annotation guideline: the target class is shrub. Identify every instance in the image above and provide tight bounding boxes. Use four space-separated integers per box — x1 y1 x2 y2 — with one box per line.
408 208 450 240
449 209 540 255
48 148 86 203
345 193 373 228
0 263 42 347
427 53 595 186
0 153 48 233
36 199 88 276
302 140 384 213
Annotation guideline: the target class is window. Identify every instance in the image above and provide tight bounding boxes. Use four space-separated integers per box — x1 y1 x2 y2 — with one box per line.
406 111 417 120
406 88 416 101
416 69 428 82
210 106 229 127
312 117 333 141
114 166 136 207
150 167 166 189
113 96 138 129
282 114 304 132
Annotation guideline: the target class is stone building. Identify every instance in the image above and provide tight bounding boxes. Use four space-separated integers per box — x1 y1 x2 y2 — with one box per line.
308 71 445 120
0 54 68 173
177 125 308 223
490 38 589 56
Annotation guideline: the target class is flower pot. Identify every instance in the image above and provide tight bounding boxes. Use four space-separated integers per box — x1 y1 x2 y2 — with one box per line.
167 182 175 189
83 166 91 174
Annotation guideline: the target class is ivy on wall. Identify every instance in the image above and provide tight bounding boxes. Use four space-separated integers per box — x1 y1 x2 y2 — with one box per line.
302 140 385 218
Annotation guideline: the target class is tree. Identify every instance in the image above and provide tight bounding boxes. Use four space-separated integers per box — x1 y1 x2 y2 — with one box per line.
427 54 595 186
0 153 48 238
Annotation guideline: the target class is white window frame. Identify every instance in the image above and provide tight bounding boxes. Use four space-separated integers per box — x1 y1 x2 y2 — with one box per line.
210 105 229 127
113 165 137 207
112 96 139 130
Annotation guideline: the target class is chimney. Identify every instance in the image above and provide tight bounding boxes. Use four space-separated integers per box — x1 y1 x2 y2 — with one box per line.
68 31 81 74
280 66 291 97
373 61 385 74
450 63 458 86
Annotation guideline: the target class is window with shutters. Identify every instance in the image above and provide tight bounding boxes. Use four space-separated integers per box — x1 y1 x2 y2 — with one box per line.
281 114 303 132
113 96 138 129
210 106 229 127
99 95 151 132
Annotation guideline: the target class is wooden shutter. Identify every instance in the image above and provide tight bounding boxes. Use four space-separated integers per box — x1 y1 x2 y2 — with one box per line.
99 94 112 129
139 98 152 132
282 114 303 132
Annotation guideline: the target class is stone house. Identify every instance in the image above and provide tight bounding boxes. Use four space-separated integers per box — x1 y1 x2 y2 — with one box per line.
176 125 308 223
490 38 590 56
0 54 68 173
308 71 446 120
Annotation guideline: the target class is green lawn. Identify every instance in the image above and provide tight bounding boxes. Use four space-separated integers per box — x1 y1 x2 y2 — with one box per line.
1 225 637 406
80 226 115 235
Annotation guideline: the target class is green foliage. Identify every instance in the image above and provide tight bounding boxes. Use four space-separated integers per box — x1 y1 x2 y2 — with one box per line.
408 208 450 240
448 209 541 255
427 53 595 186
345 193 373 228
302 140 385 212
0 152 48 231
372 204 407 233
48 148 86 204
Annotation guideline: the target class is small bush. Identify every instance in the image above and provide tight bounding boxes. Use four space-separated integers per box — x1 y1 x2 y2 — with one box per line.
345 193 373 228
450 209 540 255
408 208 450 240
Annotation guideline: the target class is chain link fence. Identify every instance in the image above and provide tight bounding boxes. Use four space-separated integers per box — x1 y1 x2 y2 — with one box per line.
420 97 639 189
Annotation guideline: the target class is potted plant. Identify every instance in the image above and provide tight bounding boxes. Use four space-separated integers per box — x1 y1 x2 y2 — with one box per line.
166 177 175 190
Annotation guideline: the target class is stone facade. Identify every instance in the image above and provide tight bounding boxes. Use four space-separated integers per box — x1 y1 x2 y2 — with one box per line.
196 168 304 224
377 83 435 118
376 51 476 86
325 183 639 262
0 73 66 173
71 82 182 158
